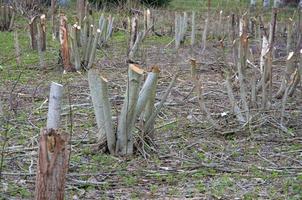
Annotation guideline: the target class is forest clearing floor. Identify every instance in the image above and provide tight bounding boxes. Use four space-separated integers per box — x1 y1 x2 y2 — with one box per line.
0 7 302 200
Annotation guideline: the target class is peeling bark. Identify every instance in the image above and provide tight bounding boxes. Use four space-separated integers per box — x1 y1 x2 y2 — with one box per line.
34 129 70 200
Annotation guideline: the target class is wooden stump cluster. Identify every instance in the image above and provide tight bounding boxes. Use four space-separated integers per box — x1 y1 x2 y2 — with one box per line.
175 12 188 49
0 5 15 31
88 65 177 156
128 9 152 62
29 14 46 51
59 12 114 72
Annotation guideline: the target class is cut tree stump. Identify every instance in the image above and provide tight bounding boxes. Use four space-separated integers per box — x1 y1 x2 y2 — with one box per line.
29 14 46 51
0 5 15 31
116 64 144 155
35 82 69 200
59 14 74 72
40 14 46 51
34 129 70 200
29 16 39 50
88 65 177 156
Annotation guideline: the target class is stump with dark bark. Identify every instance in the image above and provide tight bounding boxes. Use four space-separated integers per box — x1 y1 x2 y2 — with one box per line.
0 5 15 31
59 14 74 72
35 129 70 200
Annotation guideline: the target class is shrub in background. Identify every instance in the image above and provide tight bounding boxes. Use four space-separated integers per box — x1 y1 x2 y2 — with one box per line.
88 0 171 7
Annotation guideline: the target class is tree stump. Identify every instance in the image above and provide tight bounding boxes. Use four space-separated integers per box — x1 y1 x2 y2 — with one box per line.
34 128 70 200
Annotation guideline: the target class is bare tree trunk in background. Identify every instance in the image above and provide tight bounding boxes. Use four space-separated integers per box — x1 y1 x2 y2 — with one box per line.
40 14 46 51
0 99 3 117
51 0 56 40
59 15 74 72
274 0 283 7
250 0 256 5
77 0 85 23
129 16 138 58
29 16 39 50
275 18 294 98
263 0 270 8
0 5 15 31
250 0 256 7
14 30 21 65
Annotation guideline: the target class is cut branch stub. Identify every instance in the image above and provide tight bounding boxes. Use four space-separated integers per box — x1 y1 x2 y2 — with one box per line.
129 16 138 57
29 14 46 51
70 24 81 71
87 28 101 69
40 14 46 51
225 71 246 124
47 82 64 130
59 14 74 72
143 66 160 123
88 69 115 154
143 9 151 35
144 72 179 133
134 70 158 116
88 69 106 142
29 16 39 50
237 15 249 118
0 99 3 118
191 11 196 47
116 64 144 155
0 5 15 31
84 24 94 66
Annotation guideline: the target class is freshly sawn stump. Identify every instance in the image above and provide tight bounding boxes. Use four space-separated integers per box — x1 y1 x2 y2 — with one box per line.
35 82 70 200
88 65 177 156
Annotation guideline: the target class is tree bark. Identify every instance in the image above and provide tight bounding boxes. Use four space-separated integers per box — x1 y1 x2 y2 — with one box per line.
34 129 70 200
14 30 21 65
263 0 270 8
59 14 74 72
116 64 144 155
29 16 39 50
238 15 249 119
87 28 101 69
70 25 81 71
46 82 63 130
77 0 85 23
51 0 56 39
40 14 46 51
191 11 195 47
275 19 294 98
0 5 14 31
144 73 178 133
225 71 246 124
88 69 106 142
35 82 69 200
88 69 116 154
